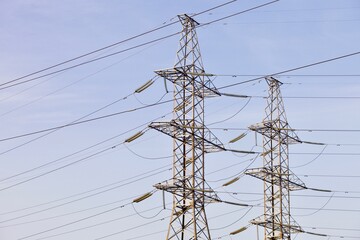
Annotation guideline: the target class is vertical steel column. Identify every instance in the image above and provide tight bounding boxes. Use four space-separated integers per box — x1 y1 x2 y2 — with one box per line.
245 77 305 240
149 14 224 240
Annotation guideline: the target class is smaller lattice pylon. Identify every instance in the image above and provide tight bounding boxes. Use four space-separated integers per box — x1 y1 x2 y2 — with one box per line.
244 76 306 240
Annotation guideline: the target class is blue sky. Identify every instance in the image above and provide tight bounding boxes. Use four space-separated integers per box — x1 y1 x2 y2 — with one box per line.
0 0 359 239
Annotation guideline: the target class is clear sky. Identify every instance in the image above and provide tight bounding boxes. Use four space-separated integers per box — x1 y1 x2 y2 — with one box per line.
0 0 359 239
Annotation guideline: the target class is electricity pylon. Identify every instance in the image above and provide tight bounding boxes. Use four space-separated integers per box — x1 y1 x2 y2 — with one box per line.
149 14 224 240
245 76 306 240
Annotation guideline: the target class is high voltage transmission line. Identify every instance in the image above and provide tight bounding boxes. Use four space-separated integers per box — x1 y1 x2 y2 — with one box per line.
217 51 360 90
243 77 306 239
2 157 357 224
0 0 237 88
0 0 272 91
2 1 359 240
1 97 359 144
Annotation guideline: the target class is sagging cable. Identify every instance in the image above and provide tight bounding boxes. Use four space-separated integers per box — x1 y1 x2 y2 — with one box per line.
134 79 155 93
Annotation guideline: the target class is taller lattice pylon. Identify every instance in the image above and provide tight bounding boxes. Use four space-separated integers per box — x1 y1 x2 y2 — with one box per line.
245 76 306 240
149 14 224 240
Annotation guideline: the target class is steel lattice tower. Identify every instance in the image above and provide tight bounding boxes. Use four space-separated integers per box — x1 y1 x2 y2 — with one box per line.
149 14 224 240
245 76 306 240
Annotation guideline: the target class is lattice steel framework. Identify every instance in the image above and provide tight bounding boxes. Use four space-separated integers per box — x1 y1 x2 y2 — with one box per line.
245 76 305 240
149 14 224 240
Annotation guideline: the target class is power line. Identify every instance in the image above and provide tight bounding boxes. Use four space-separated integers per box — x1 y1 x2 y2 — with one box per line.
3 155 358 219
0 114 174 193
291 152 360 156
210 127 360 132
124 144 172 160
0 0 239 91
254 205 360 213
0 98 172 144
299 174 360 178
217 191 360 198
2 22 177 88
16 189 360 240
0 164 170 216
208 97 252 126
226 149 360 156
0 135 170 193
261 6 360 12
0 169 168 224
221 18 360 25
17 202 135 240
211 195 360 212
92 200 253 240
94 218 167 240
0 113 170 185
0 88 171 191
0 195 138 228
16 35 354 149
1 0 238 89
302 226 360 232
198 0 279 28
0 44 163 118
210 207 253 230
0 144 124 192
0 1 279 92
215 74 360 77
26 206 167 240
294 193 335 217
0 113 172 194
221 92 360 99
217 51 360 90
119 230 167 240
0 33 181 91
213 230 360 240
20 206 250 240
89 214 360 240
